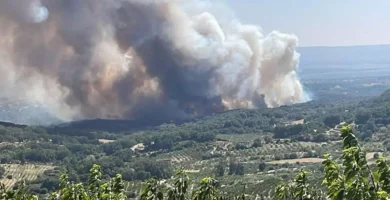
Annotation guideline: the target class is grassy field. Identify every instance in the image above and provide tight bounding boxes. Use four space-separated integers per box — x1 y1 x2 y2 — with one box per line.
0 164 54 189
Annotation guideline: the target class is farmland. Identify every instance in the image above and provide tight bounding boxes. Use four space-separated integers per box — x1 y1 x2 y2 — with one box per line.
0 164 54 189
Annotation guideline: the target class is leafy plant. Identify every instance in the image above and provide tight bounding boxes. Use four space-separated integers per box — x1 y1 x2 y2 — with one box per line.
275 125 390 200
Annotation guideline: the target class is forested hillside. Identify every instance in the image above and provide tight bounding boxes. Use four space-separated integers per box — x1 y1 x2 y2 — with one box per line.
0 89 390 198
1 126 390 199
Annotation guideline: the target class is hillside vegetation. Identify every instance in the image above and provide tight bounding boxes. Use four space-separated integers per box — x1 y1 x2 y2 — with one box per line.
0 89 390 198
1 126 390 199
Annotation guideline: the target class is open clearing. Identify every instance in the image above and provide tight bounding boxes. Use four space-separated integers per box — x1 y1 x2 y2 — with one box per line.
366 152 382 160
131 143 145 151
183 169 200 173
98 139 115 143
268 158 324 164
0 164 54 189
285 119 305 126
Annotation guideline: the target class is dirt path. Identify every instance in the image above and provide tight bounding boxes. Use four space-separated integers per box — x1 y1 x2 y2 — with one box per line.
268 158 324 164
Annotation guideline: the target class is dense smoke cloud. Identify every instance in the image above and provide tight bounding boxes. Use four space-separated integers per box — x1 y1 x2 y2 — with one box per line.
0 0 309 121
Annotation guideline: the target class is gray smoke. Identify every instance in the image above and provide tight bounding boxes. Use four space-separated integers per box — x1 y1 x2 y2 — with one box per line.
0 0 310 122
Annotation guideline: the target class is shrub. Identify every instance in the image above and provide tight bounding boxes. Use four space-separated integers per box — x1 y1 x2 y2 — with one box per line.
235 143 247 150
252 138 262 148
39 188 48 194
258 162 266 172
0 167 5 178
288 153 298 159
274 155 282 160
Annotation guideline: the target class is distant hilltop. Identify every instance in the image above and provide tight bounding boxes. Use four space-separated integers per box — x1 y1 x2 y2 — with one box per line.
298 44 390 65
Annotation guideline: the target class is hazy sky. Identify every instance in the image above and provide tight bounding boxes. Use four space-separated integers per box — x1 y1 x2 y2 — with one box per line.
224 0 390 47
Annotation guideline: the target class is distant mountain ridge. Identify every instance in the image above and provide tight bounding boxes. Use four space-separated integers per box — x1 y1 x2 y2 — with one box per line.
0 98 60 126
298 44 390 65
54 118 190 132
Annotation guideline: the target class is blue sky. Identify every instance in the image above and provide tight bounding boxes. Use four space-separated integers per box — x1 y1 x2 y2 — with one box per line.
224 0 390 47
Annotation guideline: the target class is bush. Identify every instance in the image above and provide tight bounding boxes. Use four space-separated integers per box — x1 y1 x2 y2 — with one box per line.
288 153 298 159
312 133 327 142
355 109 371 124
235 143 247 150
6 175 12 179
264 136 272 144
281 174 289 180
258 162 266 172
383 139 390 146
215 162 225 177
39 188 48 194
235 164 245 175
127 192 137 198
29 184 41 194
0 167 5 178
252 138 262 148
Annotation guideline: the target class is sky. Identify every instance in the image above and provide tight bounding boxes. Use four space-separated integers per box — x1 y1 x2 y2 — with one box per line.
224 0 390 47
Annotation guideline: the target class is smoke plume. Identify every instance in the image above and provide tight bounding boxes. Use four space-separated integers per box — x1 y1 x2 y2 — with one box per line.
0 0 309 122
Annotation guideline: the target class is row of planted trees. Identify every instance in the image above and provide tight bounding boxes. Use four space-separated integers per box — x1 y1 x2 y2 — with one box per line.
2 125 390 199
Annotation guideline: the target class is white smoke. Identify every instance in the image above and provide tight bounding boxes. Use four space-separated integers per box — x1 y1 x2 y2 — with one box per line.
158 1 308 108
0 0 310 122
30 1 49 23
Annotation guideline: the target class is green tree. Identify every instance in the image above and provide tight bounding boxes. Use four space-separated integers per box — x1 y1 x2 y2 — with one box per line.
323 115 340 128
275 125 390 200
252 138 262 148
51 164 125 200
355 109 372 124
0 181 38 200
275 170 320 200
192 177 220 200
215 162 225 177
167 169 189 200
235 164 245 176
229 159 237 175
0 166 5 178
140 178 164 200
264 136 272 144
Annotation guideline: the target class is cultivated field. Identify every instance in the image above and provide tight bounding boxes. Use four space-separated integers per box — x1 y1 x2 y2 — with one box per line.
0 164 54 189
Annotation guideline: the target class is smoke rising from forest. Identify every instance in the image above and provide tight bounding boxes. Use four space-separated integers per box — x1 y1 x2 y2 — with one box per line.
0 0 309 121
